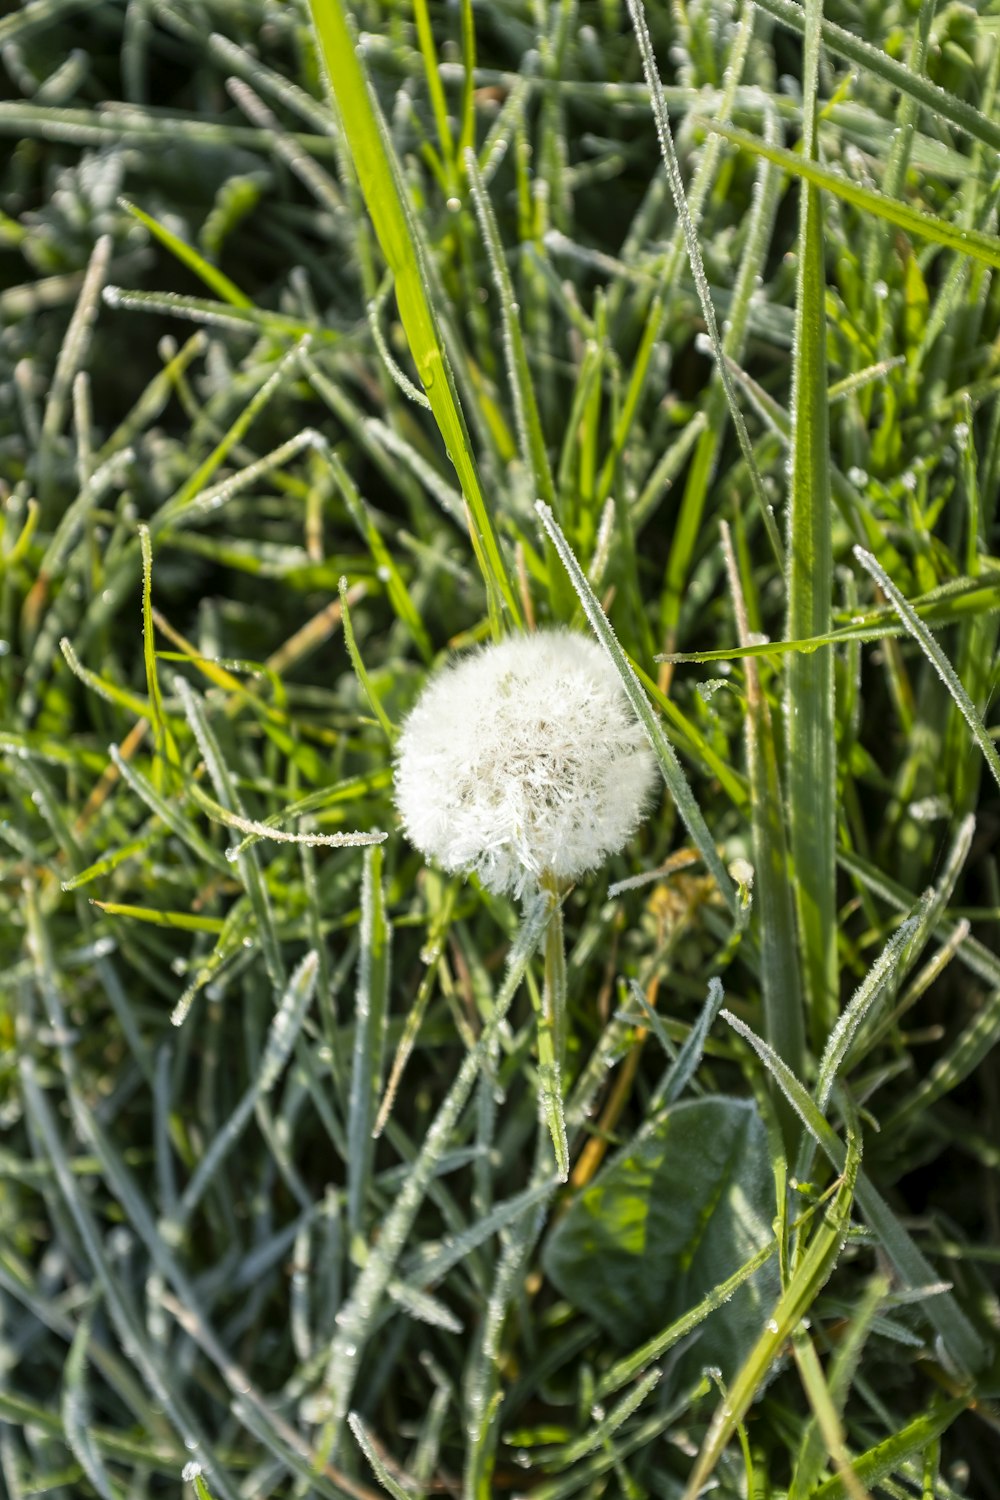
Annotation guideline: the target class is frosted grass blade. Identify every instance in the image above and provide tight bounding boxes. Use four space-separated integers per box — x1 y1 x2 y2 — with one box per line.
854 546 1000 797
536 500 739 916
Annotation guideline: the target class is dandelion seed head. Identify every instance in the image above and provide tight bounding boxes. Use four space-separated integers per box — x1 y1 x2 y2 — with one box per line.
394 628 656 895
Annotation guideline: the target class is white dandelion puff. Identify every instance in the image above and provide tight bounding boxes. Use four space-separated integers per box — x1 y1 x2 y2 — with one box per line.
394 628 657 896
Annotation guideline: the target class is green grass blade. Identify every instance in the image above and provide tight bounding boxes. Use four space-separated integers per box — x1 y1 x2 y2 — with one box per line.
681 1103 862 1499
118 197 252 308
702 120 1000 271
753 0 1000 155
812 1398 968 1500
347 846 390 1243
536 501 739 917
854 547 1000 798
722 1010 987 1375
784 0 837 1048
306 0 520 634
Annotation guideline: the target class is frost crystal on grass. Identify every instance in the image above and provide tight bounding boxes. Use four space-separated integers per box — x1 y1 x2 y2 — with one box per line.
394 628 657 895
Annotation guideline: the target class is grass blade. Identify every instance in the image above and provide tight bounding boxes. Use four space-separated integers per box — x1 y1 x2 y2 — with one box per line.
784 0 837 1048
536 500 739 917
306 0 520 633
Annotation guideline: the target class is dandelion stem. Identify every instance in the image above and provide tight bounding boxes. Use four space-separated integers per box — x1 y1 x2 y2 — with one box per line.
536 873 570 1180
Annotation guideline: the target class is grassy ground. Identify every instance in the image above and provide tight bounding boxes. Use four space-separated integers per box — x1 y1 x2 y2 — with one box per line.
3 0 1000 1495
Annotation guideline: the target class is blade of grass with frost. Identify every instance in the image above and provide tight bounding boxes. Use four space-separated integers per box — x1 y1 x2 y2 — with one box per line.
662 105 781 644
316 892 551 1458
173 673 285 993
624 0 784 568
464 147 572 618
19 1062 242 1500
813 909 923 1115
699 120 1000 272
541 1366 664 1468
104 286 323 340
597 3 753 515
347 847 390 1244
854 547 1000 797
464 1143 555 1494
187 782 385 852
107 745 230 874
169 953 318 1230
347 1414 411 1500
681 1109 862 1500
785 0 837 1049
307 0 519 635
649 975 724 1109
338 576 396 743
150 339 309 534
752 0 1000 155
536 500 739 917
26 949 359 1498
596 1238 778 1398
722 522 805 1088
62 1310 117 1500
721 1009 987 1374
883 985 1000 1135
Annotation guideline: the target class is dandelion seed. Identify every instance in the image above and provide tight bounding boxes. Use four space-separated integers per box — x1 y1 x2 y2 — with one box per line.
394 628 657 896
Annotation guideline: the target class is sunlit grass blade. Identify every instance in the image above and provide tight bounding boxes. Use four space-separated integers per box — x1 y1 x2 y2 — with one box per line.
789 1273 890 1499
118 197 252 307
306 0 520 634
702 120 1000 271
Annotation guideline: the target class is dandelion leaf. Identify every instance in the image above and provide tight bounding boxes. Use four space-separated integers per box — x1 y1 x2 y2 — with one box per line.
543 1097 778 1382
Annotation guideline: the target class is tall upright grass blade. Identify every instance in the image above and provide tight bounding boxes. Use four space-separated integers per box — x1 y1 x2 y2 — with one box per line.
624 0 784 570
785 0 837 1048
306 0 521 634
722 522 805 1089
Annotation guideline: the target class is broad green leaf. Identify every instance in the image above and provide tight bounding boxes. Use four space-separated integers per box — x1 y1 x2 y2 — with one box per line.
543 1098 779 1383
